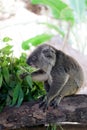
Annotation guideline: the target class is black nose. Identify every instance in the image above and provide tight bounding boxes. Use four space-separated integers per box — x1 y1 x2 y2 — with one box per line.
26 58 33 66
26 58 30 65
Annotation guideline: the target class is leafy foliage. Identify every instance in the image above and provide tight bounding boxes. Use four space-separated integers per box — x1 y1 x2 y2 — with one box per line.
0 45 45 112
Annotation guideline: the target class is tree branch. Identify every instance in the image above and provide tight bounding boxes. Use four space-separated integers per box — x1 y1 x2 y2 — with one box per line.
0 95 87 129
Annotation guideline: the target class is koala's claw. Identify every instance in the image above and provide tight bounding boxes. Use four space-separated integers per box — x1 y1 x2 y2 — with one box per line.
39 100 48 112
50 98 61 109
49 99 55 107
39 100 45 108
53 102 59 109
43 104 48 112
50 100 57 109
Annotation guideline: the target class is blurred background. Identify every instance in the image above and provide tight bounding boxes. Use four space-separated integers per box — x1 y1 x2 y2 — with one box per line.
0 0 87 56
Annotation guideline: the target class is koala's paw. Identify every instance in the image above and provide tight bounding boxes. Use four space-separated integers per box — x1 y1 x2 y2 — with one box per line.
39 100 48 112
50 96 62 109
50 99 58 109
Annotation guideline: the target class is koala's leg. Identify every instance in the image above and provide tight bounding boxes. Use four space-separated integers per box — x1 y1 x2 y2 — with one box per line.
60 78 78 96
42 72 69 111
31 69 48 81
52 77 78 108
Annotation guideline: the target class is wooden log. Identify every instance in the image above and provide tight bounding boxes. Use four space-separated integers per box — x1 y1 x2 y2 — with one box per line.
0 95 87 129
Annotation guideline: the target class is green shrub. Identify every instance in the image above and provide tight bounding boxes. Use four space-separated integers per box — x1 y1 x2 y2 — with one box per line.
0 44 45 112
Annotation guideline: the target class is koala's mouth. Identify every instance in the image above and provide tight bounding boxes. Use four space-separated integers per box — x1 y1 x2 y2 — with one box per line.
28 62 38 68
29 64 40 71
27 61 43 71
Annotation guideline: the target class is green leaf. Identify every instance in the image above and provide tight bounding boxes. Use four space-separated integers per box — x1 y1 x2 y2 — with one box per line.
17 87 24 107
22 33 53 50
3 37 12 42
26 88 29 95
2 67 9 84
2 61 8 67
86 0 87 6
0 45 13 55
11 83 20 106
0 74 3 88
26 75 33 89
31 0 74 22
31 0 67 11
16 70 23 81
31 0 63 19
60 7 74 23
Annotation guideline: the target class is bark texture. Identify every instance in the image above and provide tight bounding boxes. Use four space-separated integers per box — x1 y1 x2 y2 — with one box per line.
0 95 87 130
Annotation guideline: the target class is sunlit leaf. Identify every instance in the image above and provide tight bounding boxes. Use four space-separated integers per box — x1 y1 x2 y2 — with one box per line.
31 0 74 23
0 45 13 55
2 61 8 67
3 37 12 42
60 7 74 23
22 33 53 50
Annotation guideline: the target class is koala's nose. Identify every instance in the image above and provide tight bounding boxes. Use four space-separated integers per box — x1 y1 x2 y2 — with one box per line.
26 58 30 65
26 58 34 67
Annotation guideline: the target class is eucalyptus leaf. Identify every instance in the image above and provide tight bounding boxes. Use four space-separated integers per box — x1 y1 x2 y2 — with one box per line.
31 0 74 22
17 87 24 107
2 67 9 84
3 37 12 42
26 75 33 89
22 33 53 50
11 83 20 106
60 7 74 23
0 45 13 55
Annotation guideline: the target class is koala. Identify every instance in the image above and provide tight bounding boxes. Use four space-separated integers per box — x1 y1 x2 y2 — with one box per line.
26 44 84 110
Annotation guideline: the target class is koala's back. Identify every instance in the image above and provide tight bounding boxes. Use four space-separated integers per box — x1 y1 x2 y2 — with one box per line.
51 50 84 88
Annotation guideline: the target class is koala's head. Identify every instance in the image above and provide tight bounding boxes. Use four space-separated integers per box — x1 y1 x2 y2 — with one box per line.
27 44 56 72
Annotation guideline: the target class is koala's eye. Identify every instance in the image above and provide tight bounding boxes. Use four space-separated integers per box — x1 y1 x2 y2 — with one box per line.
43 50 52 58
42 48 49 53
50 48 55 53
32 56 37 61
